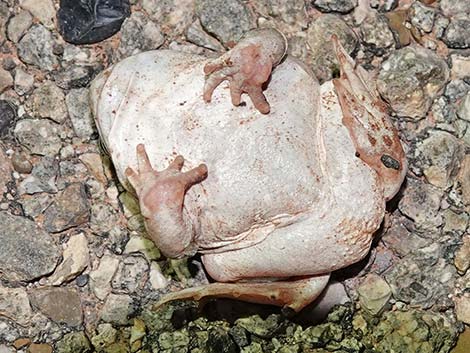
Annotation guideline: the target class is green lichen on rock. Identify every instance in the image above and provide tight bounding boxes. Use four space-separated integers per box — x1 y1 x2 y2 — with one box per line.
97 301 458 353
56 332 92 353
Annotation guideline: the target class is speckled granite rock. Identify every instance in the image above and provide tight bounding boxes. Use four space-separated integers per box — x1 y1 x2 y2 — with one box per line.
0 212 60 281
307 14 358 82
377 46 449 119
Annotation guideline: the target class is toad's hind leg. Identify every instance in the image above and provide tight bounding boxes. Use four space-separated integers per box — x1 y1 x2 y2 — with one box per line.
154 274 330 313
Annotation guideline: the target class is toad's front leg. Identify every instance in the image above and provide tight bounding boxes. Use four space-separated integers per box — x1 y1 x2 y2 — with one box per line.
203 28 287 114
125 144 207 258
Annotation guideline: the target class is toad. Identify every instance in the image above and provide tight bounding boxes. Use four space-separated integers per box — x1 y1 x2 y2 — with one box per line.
90 28 407 312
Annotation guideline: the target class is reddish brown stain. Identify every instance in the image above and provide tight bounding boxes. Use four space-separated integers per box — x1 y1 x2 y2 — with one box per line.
367 134 377 146
383 135 393 147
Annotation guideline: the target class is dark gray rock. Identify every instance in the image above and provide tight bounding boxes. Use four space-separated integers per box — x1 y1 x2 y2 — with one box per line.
443 16 470 49
196 0 256 45
312 0 357 14
307 14 358 82
29 287 82 326
17 25 58 71
43 183 90 233
57 0 131 45
377 45 449 119
0 100 17 137
0 212 60 281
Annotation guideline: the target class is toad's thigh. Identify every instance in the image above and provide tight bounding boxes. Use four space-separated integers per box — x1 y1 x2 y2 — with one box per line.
202 206 383 282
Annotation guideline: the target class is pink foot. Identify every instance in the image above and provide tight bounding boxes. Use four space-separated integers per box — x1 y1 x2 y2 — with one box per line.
203 28 287 114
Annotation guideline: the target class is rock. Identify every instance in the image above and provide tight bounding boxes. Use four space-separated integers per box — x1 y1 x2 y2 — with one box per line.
29 81 68 123
457 92 470 122
414 130 465 188
455 296 470 325
29 287 82 326
252 0 307 27
0 212 60 281
20 0 55 29
55 332 91 353
360 13 395 51
28 343 52 353
48 233 89 285
452 54 470 80
0 347 14 353
445 79 470 103
100 293 134 325
7 10 32 43
15 119 63 156
186 20 225 52
20 194 53 218
57 0 131 45
149 262 168 290
89 254 120 300
207 327 237 353
0 67 13 94
17 25 58 71
440 0 470 17
18 156 58 194
442 209 468 235
453 328 470 353
43 183 89 233
382 217 432 257
91 324 118 351
455 234 470 274
312 0 357 13
55 66 95 90
195 0 256 45
111 255 149 294
0 287 33 326
0 100 16 137
307 14 358 82
443 16 470 49
124 235 160 261
377 46 449 119
13 338 30 349
0 147 13 196
14 68 34 96
385 243 456 308
456 155 470 205
398 178 443 230
357 274 391 315
90 202 120 235
142 0 195 36
409 1 435 33
79 153 106 183
117 12 165 59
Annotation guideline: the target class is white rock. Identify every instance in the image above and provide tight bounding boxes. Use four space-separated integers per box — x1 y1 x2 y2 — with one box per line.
90 254 120 300
48 233 90 285
6 10 32 43
0 286 33 326
14 68 34 95
124 235 160 261
455 295 470 325
149 262 168 290
0 68 13 94
20 0 55 29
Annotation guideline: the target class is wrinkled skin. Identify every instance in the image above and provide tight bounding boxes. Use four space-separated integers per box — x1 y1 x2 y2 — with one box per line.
90 29 407 312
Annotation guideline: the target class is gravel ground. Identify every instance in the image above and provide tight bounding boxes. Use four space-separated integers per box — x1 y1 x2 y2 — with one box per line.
0 0 469 352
